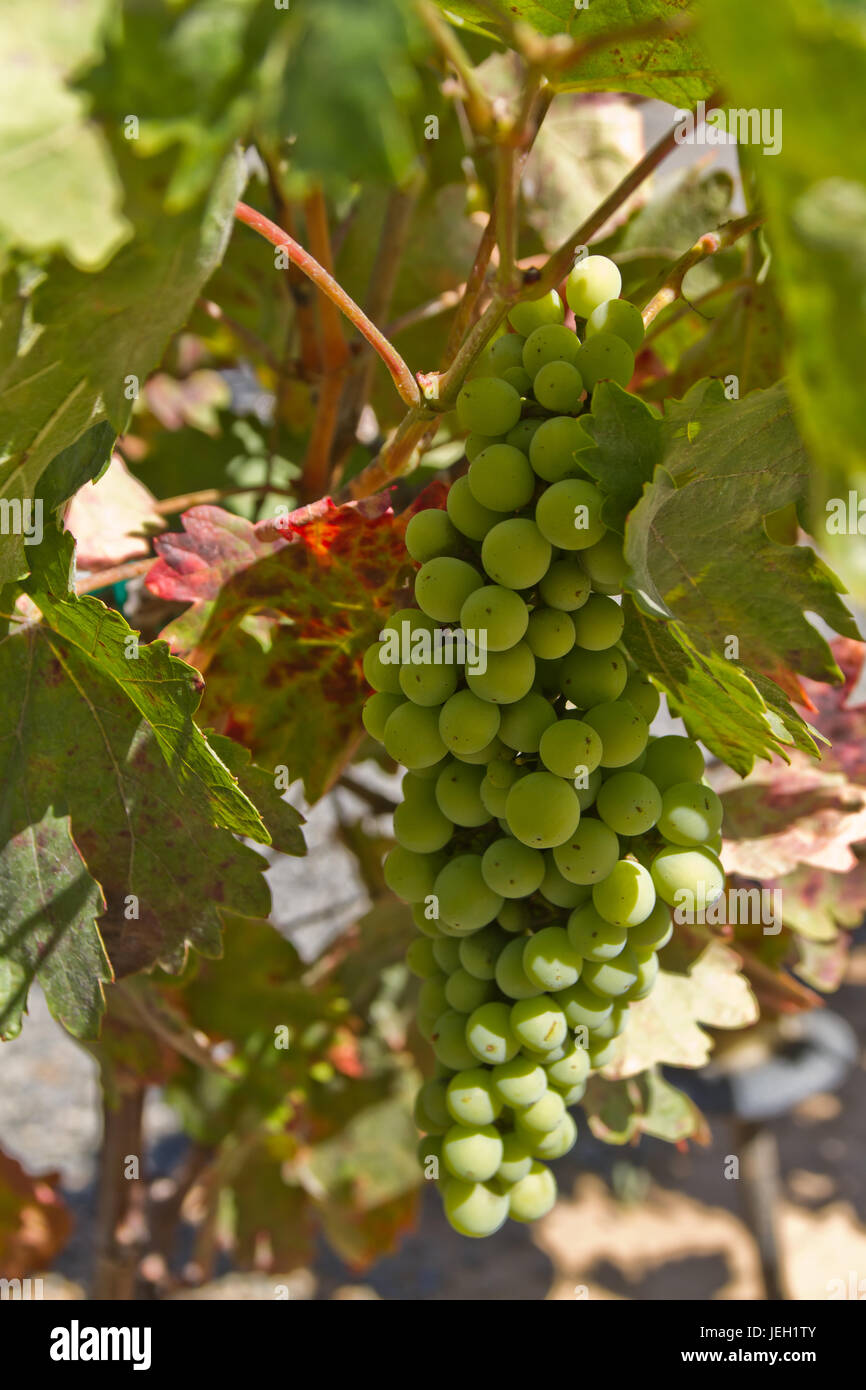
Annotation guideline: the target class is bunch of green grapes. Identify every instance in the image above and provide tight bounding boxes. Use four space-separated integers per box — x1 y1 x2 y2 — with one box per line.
361 255 726 1239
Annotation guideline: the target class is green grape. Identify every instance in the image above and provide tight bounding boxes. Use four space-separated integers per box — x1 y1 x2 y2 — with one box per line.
481 837 546 897
398 659 458 707
447 475 500 541
431 1009 478 1070
583 699 648 767
465 1001 520 1064
445 968 497 1014
382 607 439 639
405 508 461 563
439 689 501 756
497 1133 535 1185
457 376 522 435
533 360 584 413
526 607 575 659
414 1078 452 1133
575 766 603 811
435 761 490 827
459 923 509 980
465 432 499 463
566 902 627 961
454 736 506 766
508 290 564 337
418 975 448 1024
529 415 591 484
522 323 581 376
505 771 581 849
623 673 660 723
487 756 521 790
560 648 628 707
468 443 536 512
558 980 613 1031
592 859 656 927
595 771 662 836
363 640 403 694
442 1123 504 1182
641 735 705 792
498 899 531 933
538 558 591 612
506 418 542 452
579 531 629 594
585 297 645 351
466 642 536 705
538 719 603 779
588 1002 627 1041
535 478 606 551
491 1056 547 1109
480 773 511 818
530 1116 577 1160
651 845 725 912
545 1039 590 1090
540 858 592 909
435 854 504 932
587 1036 618 1068
510 996 568 1054
412 901 443 938
625 951 659 1000
407 753 451 783
566 255 623 319
433 936 463 974
522 927 583 992
657 781 723 846
443 1179 509 1238
628 899 673 953
407 936 440 979
514 1090 567 1139
415 556 484 622
481 518 552 590
384 702 447 769
446 1069 503 1126
362 691 403 742
487 333 527 375
575 333 635 391
581 946 640 999
384 846 443 902
498 691 557 752
572 593 624 651
495 937 544 1001
460 584 529 651
620 748 648 774
553 817 620 885
502 366 533 395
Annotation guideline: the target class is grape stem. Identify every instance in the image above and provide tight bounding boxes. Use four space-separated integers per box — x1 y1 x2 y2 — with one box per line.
416 0 493 133
234 201 422 409
301 187 351 500
639 212 766 328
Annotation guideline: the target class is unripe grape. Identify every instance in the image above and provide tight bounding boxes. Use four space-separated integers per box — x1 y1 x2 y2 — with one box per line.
572 593 624 650
553 817 620 884
641 735 705 792
415 556 484 622
497 1133 536 1184
566 255 622 319
465 1001 520 1064
447 475 500 540
435 760 491 827
657 781 723 846
592 859 656 927
405 508 461 562
434 854 504 932
498 691 557 752
535 478 606 551
538 558 592 611
533 360 584 413
362 691 403 742
595 770 662 836
508 290 564 337
566 902 628 961
439 689 501 756
481 837 546 898
538 719 603 779
469 444 536 512
457 376 522 435
506 771 581 849
526 606 575 659
481 518 552 589
443 1179 510 1238
560 648 628 706
522 323 581 376
576 333 635 390
585 297 645 351
487 332 527 375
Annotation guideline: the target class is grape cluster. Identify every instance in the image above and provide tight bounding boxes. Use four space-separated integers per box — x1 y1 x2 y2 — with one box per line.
362 256 726 1238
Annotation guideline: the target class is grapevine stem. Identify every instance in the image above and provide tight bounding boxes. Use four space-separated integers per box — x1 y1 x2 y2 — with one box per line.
341 408 436 501
234 202 421 409
639 213 765 328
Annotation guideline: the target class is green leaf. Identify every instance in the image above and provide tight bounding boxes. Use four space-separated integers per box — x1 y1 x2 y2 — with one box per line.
625 380 860 687
39 423 116 516
698 0 866 601
437 0 715 106
582 1069 709 1145
577 382 663 532
0 0 128 268
0 146 245 585
643 282 787 402
621 598 820 774
207 734 307 858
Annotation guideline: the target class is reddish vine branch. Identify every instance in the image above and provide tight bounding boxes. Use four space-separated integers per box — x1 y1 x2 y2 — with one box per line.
234 202 421 409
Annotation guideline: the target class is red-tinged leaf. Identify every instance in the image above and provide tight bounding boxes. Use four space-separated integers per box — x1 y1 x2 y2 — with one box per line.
150 489 445 800
317 1188 420 1272
795 934 852 993
147 505 281 605
0 1149 72 1279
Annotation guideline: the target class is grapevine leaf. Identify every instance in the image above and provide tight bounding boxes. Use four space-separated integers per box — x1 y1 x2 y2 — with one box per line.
643 282 787 402
205 734 306 859
0 146 245 586
582 1070 709 1145
435 0 715 106
0 1148 72 1279
39 422 116 515
604 940 759 1078
65 456 163 569
148 497 425 801
621 597 820 774
577 382 663 532
0 0 128 268
698 0 866 601
625 380 860 689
